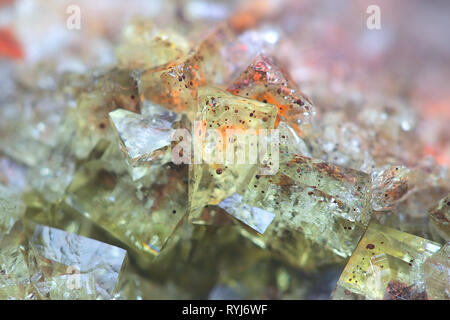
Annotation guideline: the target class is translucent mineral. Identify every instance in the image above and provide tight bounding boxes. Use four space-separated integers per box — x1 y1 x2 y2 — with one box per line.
370 165 414 211
115 18 189 70
282 155 372 220
219 172 367 259
0 223 36 300
189 87 278 223
138 23 275 120
27 224 127 300
0 222 126 300
26 146 75 204
0 74 69 167
331 223 442 300
109 104 179 172
0 184 26 241
374 183 449 242
1 4 449 301
228 54 315 137
278 121 311 160
65 160 188 258
428 195 450 242
71 68 140 158
423 242 449 300
307 118 374 172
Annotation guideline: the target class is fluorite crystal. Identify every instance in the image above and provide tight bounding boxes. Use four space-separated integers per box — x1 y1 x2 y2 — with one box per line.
189 87 278 222
0 184 25 241
423 243 450 300
65 161 188 258
228 54 315 136
115 18 189 70
331 222 441 300
28 224 127 299
282 155 372 220
71 68 140 159
1 2 449 301
0 222 126 300
109 104 179 180
429 195 450 242
218 170 367 259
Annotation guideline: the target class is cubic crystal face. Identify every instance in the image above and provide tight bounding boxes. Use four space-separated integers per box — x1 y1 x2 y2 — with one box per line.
109 105 178 169
189 87 278 222
0 223 34 300
423 243 450 300
219 171 367 258
332 222 442 300
71 68 140 159
28 225 127 299
66 161 188 257
0 184 25 241
0 223 126 300
138 23 273 121
282 155 372 223
115 18 189 70
228 54 315 136
429 195 450 242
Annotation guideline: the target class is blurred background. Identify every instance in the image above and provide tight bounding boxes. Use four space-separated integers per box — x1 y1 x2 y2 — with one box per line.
1 0 449 166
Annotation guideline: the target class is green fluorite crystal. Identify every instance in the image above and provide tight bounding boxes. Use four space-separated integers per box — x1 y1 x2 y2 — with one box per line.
429 195 450 242
65 159 188 258
331 222 441 300
189 87 278 223
0 184 25 242
0 222 126 300
423 242 449 300
219 171 367 259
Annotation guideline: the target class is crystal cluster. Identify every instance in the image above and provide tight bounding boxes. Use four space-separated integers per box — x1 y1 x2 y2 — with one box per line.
1 5 449 300
0 222 126 300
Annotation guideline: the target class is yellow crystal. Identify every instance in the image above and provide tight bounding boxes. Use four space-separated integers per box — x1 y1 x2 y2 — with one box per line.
332 222 441 300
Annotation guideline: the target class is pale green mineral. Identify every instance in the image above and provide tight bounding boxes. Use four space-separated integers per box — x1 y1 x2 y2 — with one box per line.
423 242 449 300
0 184 26 241
28 224 127 299
189 87 278 223
1 222 126 300
109 104 178 173
65 159 188 258
71 68 140 159
331 222 442 300
429 195 450 242
282 155 372 223
219 172 366 258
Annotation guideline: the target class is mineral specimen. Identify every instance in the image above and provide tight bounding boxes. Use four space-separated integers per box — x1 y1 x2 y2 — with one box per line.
71 68 140 159
138 23 275 120
227 54 315 136
28 224 127 300
282 155 372 220
188 87 278 223
429 195 450 242
109 103 179 179
115 18 189 70
65 160 188 258
370 165 413 211
423 242 450 300
331 222 442 300
1 1 449 301
0 184 25 241
0 222 126 300
218 171 367 259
